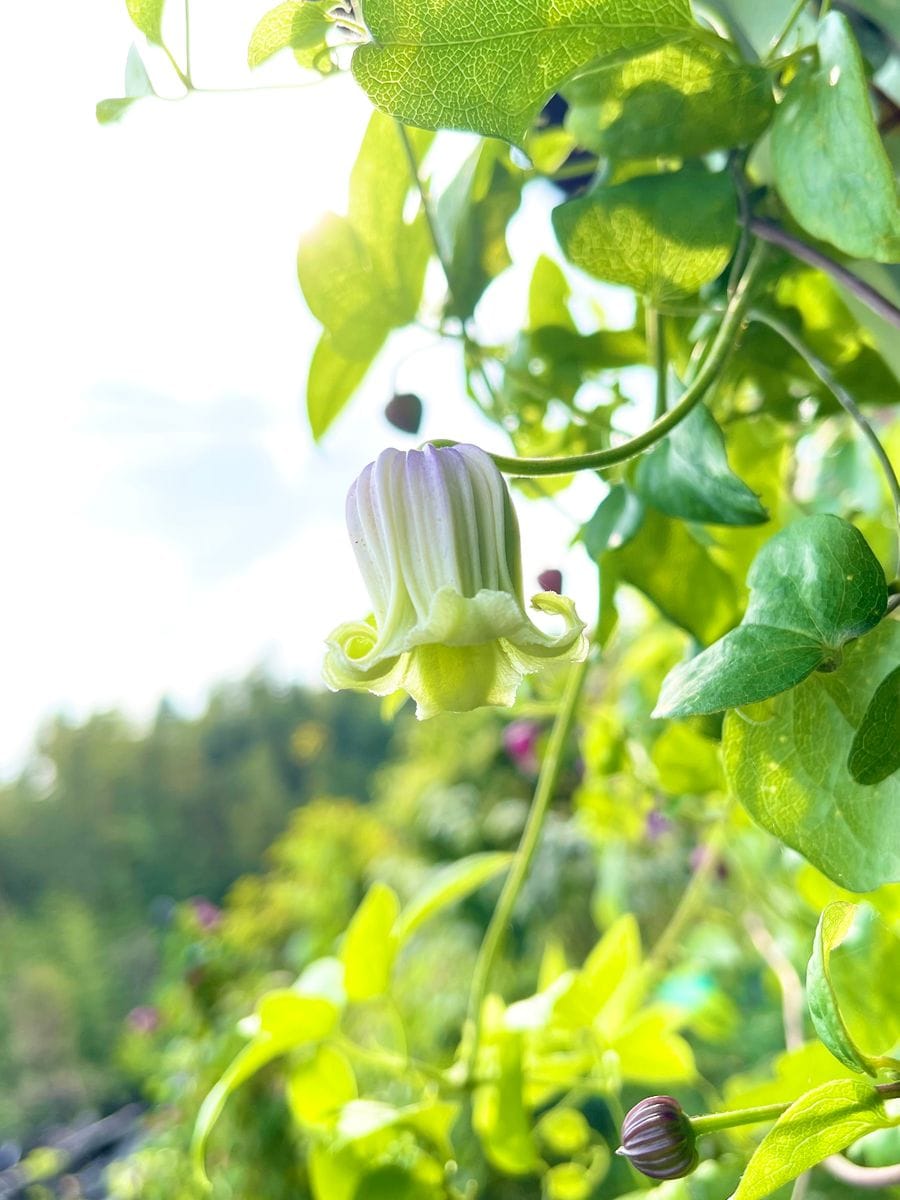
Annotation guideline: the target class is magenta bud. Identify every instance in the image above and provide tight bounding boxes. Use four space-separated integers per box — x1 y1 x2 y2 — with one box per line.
190 896 222 931
617 1096 698 1181
537 569 563 594
127 1005 160 1035
385 393 423 435
646 809 672 841
503 719 541 774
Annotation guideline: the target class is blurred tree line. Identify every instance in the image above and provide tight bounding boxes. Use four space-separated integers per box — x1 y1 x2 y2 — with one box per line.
0 677 392 1137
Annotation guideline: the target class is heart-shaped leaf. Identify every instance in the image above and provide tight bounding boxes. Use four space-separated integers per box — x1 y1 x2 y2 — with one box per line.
655 515 887 717
723 619 900 891
771 12 900 262
352 0 693 144
634 403 768 526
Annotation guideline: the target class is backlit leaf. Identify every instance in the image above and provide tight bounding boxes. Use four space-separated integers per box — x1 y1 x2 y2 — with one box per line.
395 852 512 943
352 0 693 144
848 665 900 785
247 2 331 71
733 1079 897 1200
553 166 737 301
340 881 401 1001
565 35 773 160
126 0 165 44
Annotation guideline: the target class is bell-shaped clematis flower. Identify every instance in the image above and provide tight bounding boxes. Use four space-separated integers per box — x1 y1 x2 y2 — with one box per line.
323 444 588 718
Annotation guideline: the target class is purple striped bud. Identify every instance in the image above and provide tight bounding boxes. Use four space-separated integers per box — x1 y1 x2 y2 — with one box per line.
617 1096 698 1180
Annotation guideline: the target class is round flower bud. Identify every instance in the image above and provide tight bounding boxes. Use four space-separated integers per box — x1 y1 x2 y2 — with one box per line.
385 392 423 434
537 568 563 594
617 1096 699 1181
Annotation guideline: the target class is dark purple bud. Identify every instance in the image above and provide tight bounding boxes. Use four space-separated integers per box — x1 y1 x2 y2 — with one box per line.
617 1096 698 1181
503 719 541 774
537 569 563 594
689 846 729 881
385 393 423 435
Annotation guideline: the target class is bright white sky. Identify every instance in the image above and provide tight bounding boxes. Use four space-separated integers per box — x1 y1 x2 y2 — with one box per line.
0 1 632 777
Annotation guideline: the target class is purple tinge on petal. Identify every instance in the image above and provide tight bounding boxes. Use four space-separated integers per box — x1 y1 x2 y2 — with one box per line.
537 568 563 594
503 719 541 773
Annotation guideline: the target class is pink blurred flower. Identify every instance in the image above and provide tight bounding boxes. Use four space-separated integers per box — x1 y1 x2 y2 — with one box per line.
127 1005 159 1035
503 719 541 774
189 896 222 931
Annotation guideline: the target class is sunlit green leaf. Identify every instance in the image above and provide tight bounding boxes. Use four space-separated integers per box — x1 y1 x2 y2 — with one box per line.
287 1044 357 1127
565 36 773 160
723 619 900 890
848 665 900 784
126 0 165 44
581 486 645 561
395 852 511 943
635 403 768 526
553 166 737 301
247 2 331 71
473 1014 542 1173
436 141 522 320
352 0 693 144
341 881 401 1002
298 113 432 438
733 1078 897 1200
613 507 743 644
655 516 887 717
771 12 900 261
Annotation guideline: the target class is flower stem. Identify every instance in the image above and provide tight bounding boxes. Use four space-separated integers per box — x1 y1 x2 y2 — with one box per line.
750 308 900 578
690 1080 900 1138
646 307 668 419
747 218 900 332
465 242 768 478
396 122 457 313
463 653 592 1077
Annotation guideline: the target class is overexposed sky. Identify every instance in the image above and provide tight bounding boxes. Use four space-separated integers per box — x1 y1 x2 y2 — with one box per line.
0 1 631 776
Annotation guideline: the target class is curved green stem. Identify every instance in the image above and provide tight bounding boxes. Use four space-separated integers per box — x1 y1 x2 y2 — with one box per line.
750 308 900 578
646 306 668 419
396 122 458 313
453 242 768 478
690 1080 900 1137
463 652 592 1077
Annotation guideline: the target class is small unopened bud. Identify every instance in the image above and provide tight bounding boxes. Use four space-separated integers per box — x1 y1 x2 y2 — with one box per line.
385 392 423 434
537 568 563 594
617 1096 698 1181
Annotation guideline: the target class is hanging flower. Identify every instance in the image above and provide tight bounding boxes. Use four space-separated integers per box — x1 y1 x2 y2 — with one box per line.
323 444 587 718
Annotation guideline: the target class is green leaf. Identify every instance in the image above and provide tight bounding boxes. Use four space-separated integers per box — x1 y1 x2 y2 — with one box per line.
553 166 737 301
612 507 743 644
528 256 576 331
340 881 401 1002
126 0 165 44
394 852 512 943
723 619 900 891
96 45 156 124
297 113 432 437
564 35 773 160
732 1078 898 1200
580 485 644 560
473 1020 541 1173
655 515 887 717
307 332 382 441
634 403 768 526
352 0 693 144
771 12 900 262
287 1044 357 1127
849 665 900 784
435 141 522 320
809 904 879 1075
651 722 724 794
247 2 331 71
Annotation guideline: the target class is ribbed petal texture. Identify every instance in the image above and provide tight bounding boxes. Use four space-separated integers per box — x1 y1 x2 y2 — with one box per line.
323 444 588 717
618 1096 699 1181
